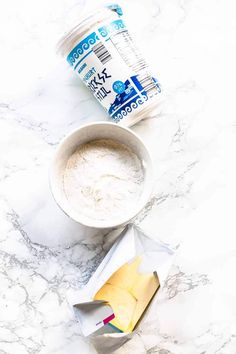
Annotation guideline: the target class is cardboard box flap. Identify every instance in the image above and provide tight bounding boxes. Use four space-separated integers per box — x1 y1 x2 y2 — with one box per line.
91 332 133 354
133 227 175 286
85 225 137 296
84 225 174 298
74 300 115 337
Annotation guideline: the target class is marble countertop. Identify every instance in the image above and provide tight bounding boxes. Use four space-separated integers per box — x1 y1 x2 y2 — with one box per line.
1 0 236 353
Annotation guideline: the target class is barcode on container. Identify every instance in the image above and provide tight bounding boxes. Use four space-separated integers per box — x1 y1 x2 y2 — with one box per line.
111 29 159 98
93 42 112 65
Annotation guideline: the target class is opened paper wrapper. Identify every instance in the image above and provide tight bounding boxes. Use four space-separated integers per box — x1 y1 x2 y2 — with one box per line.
73 225 175 353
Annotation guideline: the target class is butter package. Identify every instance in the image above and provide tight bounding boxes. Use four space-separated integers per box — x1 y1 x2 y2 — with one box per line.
73 225 175 353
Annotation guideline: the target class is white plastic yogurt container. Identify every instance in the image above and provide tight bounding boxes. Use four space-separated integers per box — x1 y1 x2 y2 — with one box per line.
57 4 161 127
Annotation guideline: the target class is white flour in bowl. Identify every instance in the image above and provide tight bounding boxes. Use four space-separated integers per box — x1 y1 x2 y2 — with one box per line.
63 139 144 221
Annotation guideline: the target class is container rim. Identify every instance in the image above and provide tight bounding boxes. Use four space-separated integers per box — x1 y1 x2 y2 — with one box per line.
56 6 118 58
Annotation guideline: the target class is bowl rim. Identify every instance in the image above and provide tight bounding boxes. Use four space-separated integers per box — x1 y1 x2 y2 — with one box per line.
49 121 154 229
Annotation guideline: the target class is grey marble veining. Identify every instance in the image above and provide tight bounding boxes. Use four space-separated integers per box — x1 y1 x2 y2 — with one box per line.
1 0 236 353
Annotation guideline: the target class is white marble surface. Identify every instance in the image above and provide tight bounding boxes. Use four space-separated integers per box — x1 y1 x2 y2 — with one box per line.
1 0 236 353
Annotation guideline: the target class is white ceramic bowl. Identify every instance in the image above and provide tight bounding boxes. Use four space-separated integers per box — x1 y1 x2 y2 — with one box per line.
50 122 154 228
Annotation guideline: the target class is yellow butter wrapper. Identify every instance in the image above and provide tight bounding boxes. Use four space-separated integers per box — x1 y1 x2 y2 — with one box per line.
93 256 160 332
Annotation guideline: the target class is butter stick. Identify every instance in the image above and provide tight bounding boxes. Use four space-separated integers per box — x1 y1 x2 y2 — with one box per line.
93 256 160 332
